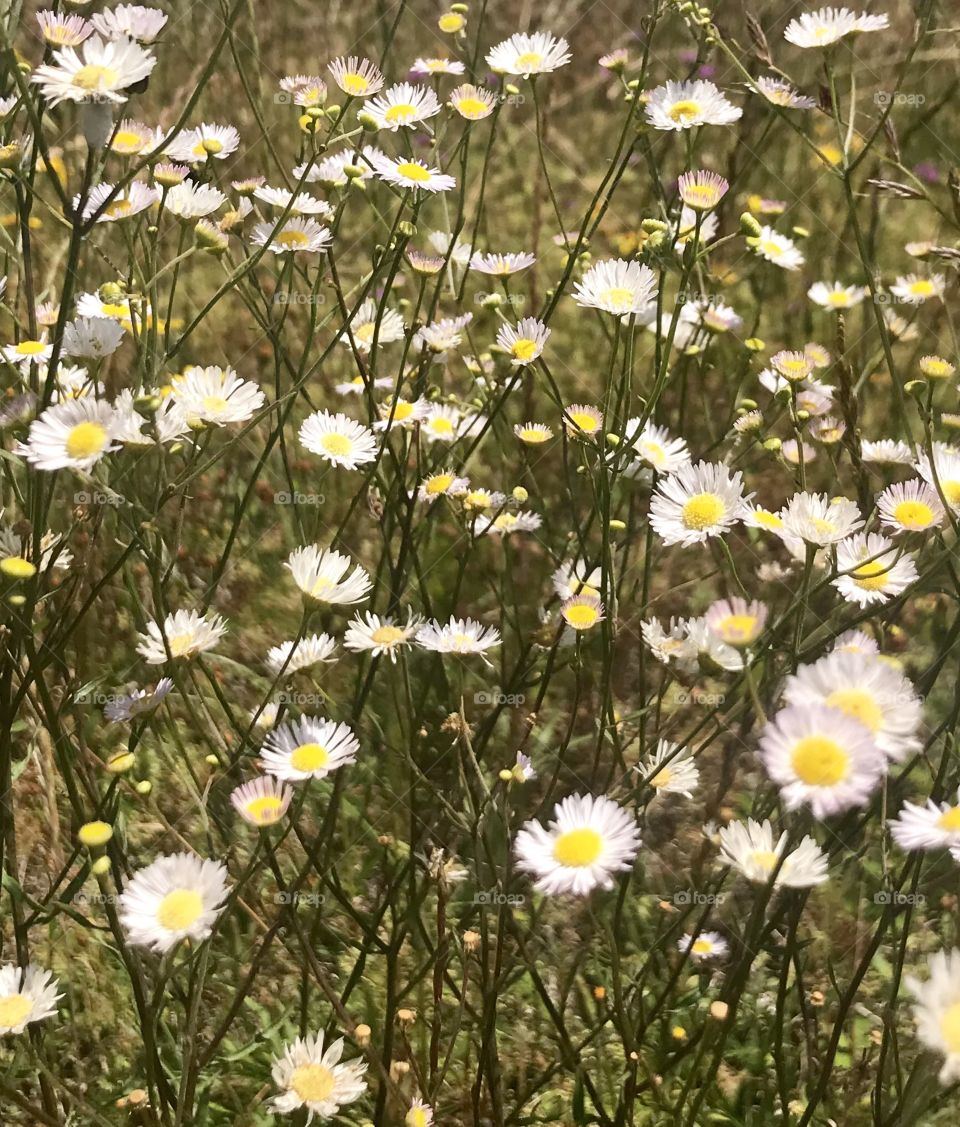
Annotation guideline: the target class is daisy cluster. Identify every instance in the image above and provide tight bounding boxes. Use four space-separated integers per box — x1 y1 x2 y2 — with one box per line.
2 2 960 1123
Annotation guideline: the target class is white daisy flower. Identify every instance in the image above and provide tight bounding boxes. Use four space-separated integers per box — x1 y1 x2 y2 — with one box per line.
496 317 550 365
640 740 700 798
514 421 554 445
411 57 465 77
683 616 745 672
862 438 916 466
759 702 886 817
890 273 946 304
136 609 227 663
476 510 543 537
17 398 119 471
415 617 501 654
513 794 641 896
696 300 743 334
335 374 394 396
344 610 421 661
266 633 338 676
808 280 867 309
104 677 173 721
832 629 879 655
559 593 605 631
270 1032 368 1120
485 32 572 78
299 410 378 469
162 182 227 220
754 75 817 109
328 56 385 98
286 545 373 605
572 258 657 317
421 405 462 443
375 397 429 431
783 650 922 762
877 479 945 534
648 460 750 546
31 33 156 105
91 4 168 43
300 145 384 186
705 597 767 647
260 717 359 782
469 250 536 276
37 11 93 47
252 186 332 218
640 617 697 666
890 786 960 853
369 153 456 193
230 777 293 827
678 931 729 963
279 74 327 107
251 216 332 254
917 443 960 509
119 853 230 953
170 365 264 426
366 82 442 130
429 230 474 265
645 79 742 130
677 169 729 211
0 965 61 1035
717 818 829 886
834 533 918 606
449 83 497 120
563 403 603 439
62 316 125 358
780 492 863 545
416 313 473 354
168 122 240 163
553 561 602 600
345 299 406 352
3 338 53 367
784 7 881 48
418 469 469 501
906 949 960 1084
79 180 158 223
624 418 690 474
405 1096 434 1127
752 225 805 270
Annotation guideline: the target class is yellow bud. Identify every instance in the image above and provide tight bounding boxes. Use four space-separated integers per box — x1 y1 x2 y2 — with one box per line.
78 820 113 848
0 556 36 580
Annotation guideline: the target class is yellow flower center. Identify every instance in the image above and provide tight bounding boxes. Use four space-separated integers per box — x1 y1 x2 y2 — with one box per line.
852 560 890 591
15 340 47 355
406 1108 430 1127
553 827 603 867
428 417 455 436
828 291 851 308
105 199 134 218
371 625 405 645
465 490 491 509
691 938 712 955
936 806 960 832
290 1063 336 1104
892 499 934 530
825 689 882 733
941 481 960 507
753 509 784 529
320 432 353 457
156 888 204 931
751 849 779 872
598 285 635 311
515 52 543 70
341 73 370 95
65 420 108 459
650 767 672 788
511 338 538 361
167 631 197 657
716 614 758 644
277 229 310 249
72 64 119 92
760 239 784 258
564 603 600 630
0 993 32 1030
384 102 417 124
681 492 724 530
568 410 599 433
113 130 144 150
396 161 431 183
457 96 488 117
202 395 229 415
290 742 330 772
909 279 934 297
790 735 848 786
668 99 701 123
425 474 454 495
519 427 550 444
940 1003 960 1054
390 401 414 421
245 795 285 824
